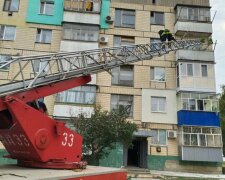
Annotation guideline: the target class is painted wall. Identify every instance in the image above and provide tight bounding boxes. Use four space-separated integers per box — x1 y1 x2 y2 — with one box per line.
100 0 110 29
99 143 123 168
142 89 177 124
26 0 64 25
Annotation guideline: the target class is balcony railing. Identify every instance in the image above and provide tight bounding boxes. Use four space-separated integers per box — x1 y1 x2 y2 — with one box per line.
64 0 101 13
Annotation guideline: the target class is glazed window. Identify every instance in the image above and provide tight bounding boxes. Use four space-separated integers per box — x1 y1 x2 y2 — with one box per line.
150 12 164 25
40 0 54 15
112 65 134 86
0 25 16 41
151 96 166 112
36 29 52 44
111 94 133 117
115 9 135 28
3 0 20 12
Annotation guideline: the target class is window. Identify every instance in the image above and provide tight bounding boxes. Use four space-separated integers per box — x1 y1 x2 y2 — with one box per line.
182 126 222 147
187 64 193 76
64 0 100 12
33 60 49 73
56 86 96 104
151 129 166 145
150 67 165 81
176 6 210 22
40 0 54 15
113 36 135 54
112 65 133 86
0 25 16 41
3 0 20 11
63 24 99 42
152 0 156 4
114 36 134 46
115 9 135 28
111 94 133 116
0 55 10 70
36 29 52 43
201 65 208 77
180 93 219 112
150 12 164 25
151 97 166 112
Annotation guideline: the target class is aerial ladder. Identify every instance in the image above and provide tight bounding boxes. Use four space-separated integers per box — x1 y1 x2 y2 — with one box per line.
0 40 201 170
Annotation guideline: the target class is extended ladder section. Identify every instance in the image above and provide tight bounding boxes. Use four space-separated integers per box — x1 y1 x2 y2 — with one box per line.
0 40 201 97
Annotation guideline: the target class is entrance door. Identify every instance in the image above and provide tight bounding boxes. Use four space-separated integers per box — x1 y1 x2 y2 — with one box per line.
127 138 148 168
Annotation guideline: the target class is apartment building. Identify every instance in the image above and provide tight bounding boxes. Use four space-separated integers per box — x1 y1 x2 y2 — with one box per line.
0 0 222 174
97 0 222 173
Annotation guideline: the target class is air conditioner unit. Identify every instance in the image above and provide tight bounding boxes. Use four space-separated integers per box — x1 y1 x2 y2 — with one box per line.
105 15 114 24
167 130 177 139
99 36 108 44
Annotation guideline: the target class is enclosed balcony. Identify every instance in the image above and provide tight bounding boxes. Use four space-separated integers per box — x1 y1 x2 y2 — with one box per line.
63 0 101 24
176 62 216 92
174 5 212 37
178 126 222 162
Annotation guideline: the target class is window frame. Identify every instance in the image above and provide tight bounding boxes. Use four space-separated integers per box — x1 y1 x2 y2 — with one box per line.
176 6 211 22
112 65 134 87
3 0 20 12
201 64 208 77
56 85 96 105
182 126 222 148
35 28 52 44
63 23 99 42
111 94 133 117
150 129 167 146
151 96 166 113
150 67 165 82
40 0 54 15
115 9 135 28
180 93 219 112
0 54 11 71
150 11 165 25
0 25 16 41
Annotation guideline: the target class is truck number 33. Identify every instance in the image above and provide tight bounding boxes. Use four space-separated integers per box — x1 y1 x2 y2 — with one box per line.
62 133 74 147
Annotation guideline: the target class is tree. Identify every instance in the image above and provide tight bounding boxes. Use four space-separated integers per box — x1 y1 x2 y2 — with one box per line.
219 85 225 155
72 105 137 164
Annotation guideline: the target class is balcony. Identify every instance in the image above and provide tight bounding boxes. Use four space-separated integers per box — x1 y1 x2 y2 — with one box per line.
64 0 101 13
63 0 100 24
176 49 214 62
177 62 216 92
174 5 212 37
178 110 220 127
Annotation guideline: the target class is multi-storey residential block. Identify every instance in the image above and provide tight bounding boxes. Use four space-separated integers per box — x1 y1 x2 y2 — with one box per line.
0 0 222 174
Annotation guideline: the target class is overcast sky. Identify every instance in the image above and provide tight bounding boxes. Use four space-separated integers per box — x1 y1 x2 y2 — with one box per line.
210 0 225 92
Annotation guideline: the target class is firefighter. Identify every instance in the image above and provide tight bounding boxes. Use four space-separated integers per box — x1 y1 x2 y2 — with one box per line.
158 30 167 42
158 29 176 42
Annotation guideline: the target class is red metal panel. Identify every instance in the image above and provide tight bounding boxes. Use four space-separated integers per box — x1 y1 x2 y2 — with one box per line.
0 75 92 169
64 172 127 180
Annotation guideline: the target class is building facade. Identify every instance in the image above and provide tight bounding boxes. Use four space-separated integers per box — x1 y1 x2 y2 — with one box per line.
0 0 222 173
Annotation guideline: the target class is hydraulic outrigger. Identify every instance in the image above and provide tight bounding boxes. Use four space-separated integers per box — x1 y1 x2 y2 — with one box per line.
0 40 201 169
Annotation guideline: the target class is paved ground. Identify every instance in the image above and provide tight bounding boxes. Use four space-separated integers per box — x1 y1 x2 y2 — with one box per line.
129 170 225 179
